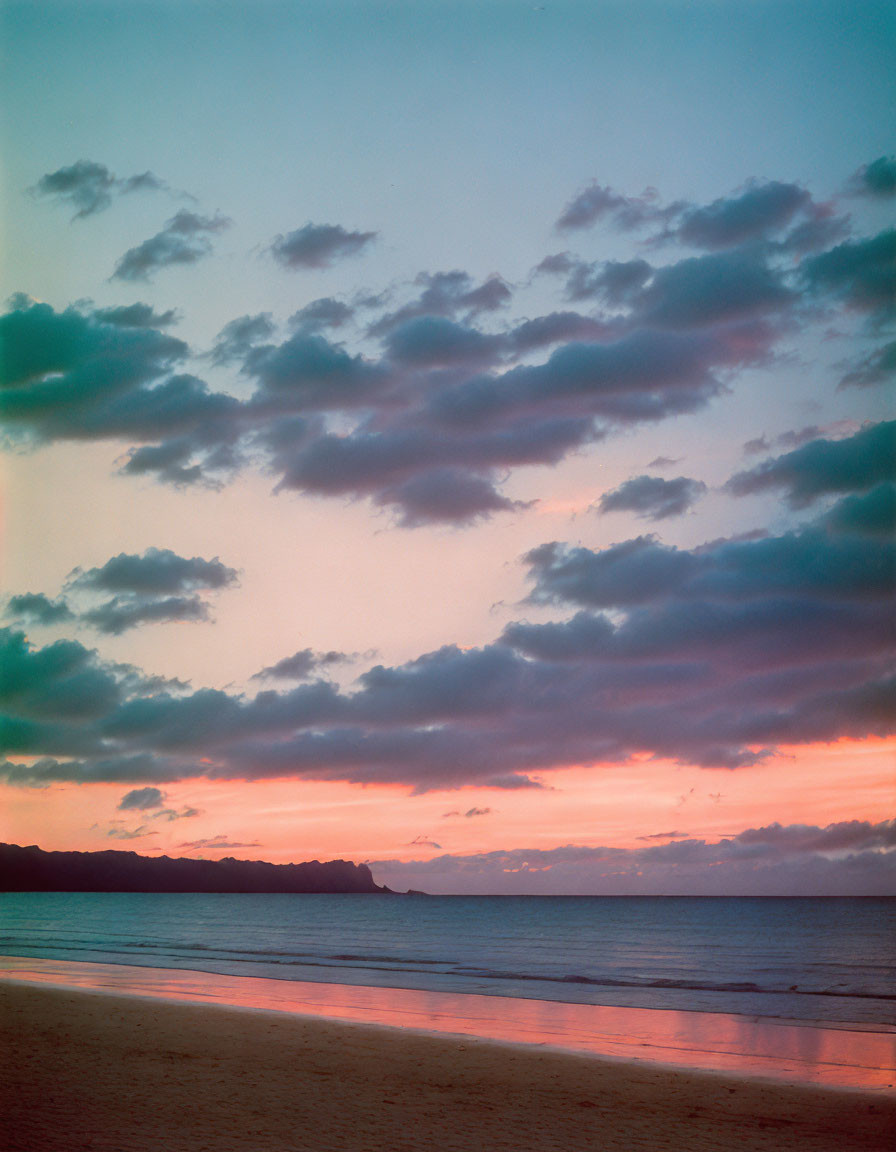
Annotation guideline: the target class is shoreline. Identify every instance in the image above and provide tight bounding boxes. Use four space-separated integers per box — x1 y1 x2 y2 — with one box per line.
2 954 894 1091
2 980 894 1152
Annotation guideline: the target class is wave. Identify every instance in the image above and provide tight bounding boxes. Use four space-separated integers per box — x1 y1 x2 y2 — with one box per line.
3 938 894 1003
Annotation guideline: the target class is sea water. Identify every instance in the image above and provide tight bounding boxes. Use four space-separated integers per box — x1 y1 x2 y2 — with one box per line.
1 893 893 1025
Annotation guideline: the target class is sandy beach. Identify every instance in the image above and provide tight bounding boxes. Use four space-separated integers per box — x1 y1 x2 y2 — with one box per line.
1 981 893 1152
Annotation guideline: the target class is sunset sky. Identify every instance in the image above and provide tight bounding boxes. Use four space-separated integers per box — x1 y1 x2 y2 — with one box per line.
1 0 893 894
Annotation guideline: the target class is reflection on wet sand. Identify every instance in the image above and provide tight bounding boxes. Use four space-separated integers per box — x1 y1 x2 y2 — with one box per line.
2 955 893 1090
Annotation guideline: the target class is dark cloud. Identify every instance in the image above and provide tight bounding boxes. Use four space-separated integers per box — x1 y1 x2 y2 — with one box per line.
384 316 505 369
839 341 896 389
69 548 238 596
92 303 179 329
555 178 823 254
209 314 276 364
29 161 175 219
597 475 706 520
566 258 653 304
0 298 248 489
152 806 201 822
534 252 578 276
522 537 697 608
113 211 231 281
121 439 206 487
822 484 896 538
852 156 896 198
727 421 896 506
0 166 887 525
247 331 387 413
407 835 442 849
290 298 355 332
368 271 511 336
34 548 241 635
801 229 896 322
118 786 166 810
779 212 851 255
81 595 211 635
30 160 116 217
269 223 376 270
1 477 892 790
5 593 74 625
508 312 608 353
378 469 523 527
177 836 262 853
636 249 792 328
254 649 347 681
555 183 662 231
675 181 812 249
106 823 157 840
371 819 896 895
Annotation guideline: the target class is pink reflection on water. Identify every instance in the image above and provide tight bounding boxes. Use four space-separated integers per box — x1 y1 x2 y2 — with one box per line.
2 955 894 1091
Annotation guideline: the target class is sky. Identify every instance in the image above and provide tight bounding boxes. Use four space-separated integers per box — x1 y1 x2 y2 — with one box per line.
0 0 893 894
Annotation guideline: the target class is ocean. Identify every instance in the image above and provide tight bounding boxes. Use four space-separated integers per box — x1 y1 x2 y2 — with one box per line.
1 892 893 1025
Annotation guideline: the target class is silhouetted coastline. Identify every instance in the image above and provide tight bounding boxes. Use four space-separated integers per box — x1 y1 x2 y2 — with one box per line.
0 842 386 894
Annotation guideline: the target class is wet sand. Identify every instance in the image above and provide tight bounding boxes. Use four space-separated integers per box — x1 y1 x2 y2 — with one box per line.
1 979 894 1152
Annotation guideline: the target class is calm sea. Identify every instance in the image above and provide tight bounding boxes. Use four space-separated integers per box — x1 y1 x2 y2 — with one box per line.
1 893 893 1025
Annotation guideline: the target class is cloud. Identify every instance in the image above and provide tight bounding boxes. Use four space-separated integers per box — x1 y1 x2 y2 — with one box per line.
554 178 823 253
106 823 157 840
29 160 176 219
253 648 347 681
597 475 706 520
290 297 355 332
269 223 376 270
0 297 250 491
852 155 896 198
407 835 442 849
839 341 896 389
565 258 653 304
367 270 511 336
370 820 895 894
555 183 662 231
2 483 891 787
92 303 179 329
5 593 74 625
674 181 812 249
801 229 896 323
822 484 895 538
118 786 167 810
636 249 793 328
508 311 608 353
247 330 387 413
380 469 523 527
69 548 238 597
10 548 242 635
113 211 231 281
209 314 276 364
384 316 505 370
176 836 262 853
81 595 212 635
726 420 895 506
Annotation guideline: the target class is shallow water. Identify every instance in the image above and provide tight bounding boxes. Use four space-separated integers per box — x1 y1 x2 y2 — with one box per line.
1 892 893 1024
2 956 895 1090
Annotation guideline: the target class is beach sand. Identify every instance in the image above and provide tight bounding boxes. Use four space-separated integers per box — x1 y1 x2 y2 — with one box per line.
1 982 893 1152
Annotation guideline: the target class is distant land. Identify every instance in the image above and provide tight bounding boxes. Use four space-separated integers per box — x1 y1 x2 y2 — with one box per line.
0 843 391 894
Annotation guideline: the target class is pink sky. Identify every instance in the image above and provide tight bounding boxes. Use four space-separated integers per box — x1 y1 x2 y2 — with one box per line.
1 2 893 894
